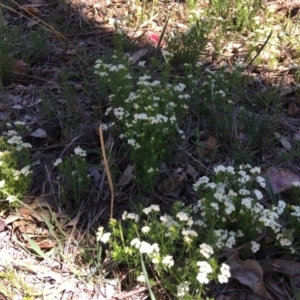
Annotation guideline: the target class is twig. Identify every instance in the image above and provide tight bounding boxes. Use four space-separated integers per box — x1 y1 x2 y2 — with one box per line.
244 30 273 71
99 125 114 219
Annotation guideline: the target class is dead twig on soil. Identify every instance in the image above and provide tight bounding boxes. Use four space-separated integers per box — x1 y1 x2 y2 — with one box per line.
99 125 114 219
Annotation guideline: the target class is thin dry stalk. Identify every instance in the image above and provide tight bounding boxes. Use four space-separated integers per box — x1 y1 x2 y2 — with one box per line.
99 125 114 219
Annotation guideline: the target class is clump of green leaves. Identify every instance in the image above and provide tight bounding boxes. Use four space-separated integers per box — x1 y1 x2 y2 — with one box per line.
94 54 189 190
53 146 91 206
0 123 32 210
97 164 300 299
166 19 213 65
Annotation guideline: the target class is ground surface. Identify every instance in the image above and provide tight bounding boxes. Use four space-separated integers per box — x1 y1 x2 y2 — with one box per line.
1 0 300 299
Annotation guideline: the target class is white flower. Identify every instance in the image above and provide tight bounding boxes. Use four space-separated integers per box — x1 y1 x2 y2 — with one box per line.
138 61 146 67
199 243 214 259
96 227 111 244
137 274 146 282
276 233 293 246
250 167 261 174
54 158 63 166
14 121 25 126
275 200 286 215
122 211 139 222
214 165 226 174
141 226 151 233
20 165 31 176
174 83 185 92
177 281 190 297
253 189 263 200
131 238 141 249
162 255 174 268
143 205 160 215
218 263 231 283
139 241 160 255
6 195 18 203
197 261 213 273
196 272 209 284
0 180 5 188
241 197 253 209
239 188 250 196
182 229 198 237
210 202 219 211
291 205 300 217
256 176 266 188
176 211 189 221
251 241 260 253
74 146 87 157
206 182 217 189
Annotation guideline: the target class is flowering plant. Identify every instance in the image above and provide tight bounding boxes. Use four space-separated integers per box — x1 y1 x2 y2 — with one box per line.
0 123 32 209
95 54 189 190
97 164 300 298
53 146 91 205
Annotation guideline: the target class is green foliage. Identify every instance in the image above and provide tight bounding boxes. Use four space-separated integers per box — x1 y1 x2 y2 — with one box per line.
94 54 189 190
166 19 212 65
54 147 91 206
0 124 32 210
97 165 300 298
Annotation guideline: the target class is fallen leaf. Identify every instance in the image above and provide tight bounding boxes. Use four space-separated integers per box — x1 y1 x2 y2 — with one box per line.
116 164 134 187
29 128 47 138
279 136 292 150
260 259 300 276
262 166 300 194
199 136 218 156
263 276 288 300
12 59 27 75
5 215 20 226
0 219 5 232
288 102 300 115
20 5 42 14
186 164 198 180
148 32 166 48
129 49 148 64
227 252 273 299
161 170 184 196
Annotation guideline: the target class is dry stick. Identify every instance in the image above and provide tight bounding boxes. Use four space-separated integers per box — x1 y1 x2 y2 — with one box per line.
244 30 273 71
99 125 114 219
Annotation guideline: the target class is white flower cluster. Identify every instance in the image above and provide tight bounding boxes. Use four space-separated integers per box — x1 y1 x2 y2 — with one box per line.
196 261 213 284
199 243 214 259
122 211 139 222
177 281 190 297
143 204 160 215
193 165 292 251
5 130 32 151
218 263 231 284
96 226 111 244
74 146 87 157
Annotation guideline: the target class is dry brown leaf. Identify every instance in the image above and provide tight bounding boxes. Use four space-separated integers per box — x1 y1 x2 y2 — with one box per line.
199 136 218 156
227 252 273 299
29 128 47 138
0 219 5 232
12 59 27 75
262 166 300 194
20 5 42 14
264 276 289 300
161 170 184 196
5 215 21 226
116 164 134 187
260 259 300 276
129 49 148 64
279 136 292 151
186 164 198 180
288 102 300 116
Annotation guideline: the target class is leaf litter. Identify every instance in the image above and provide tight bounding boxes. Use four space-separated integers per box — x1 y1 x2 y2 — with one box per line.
1 0 300 299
